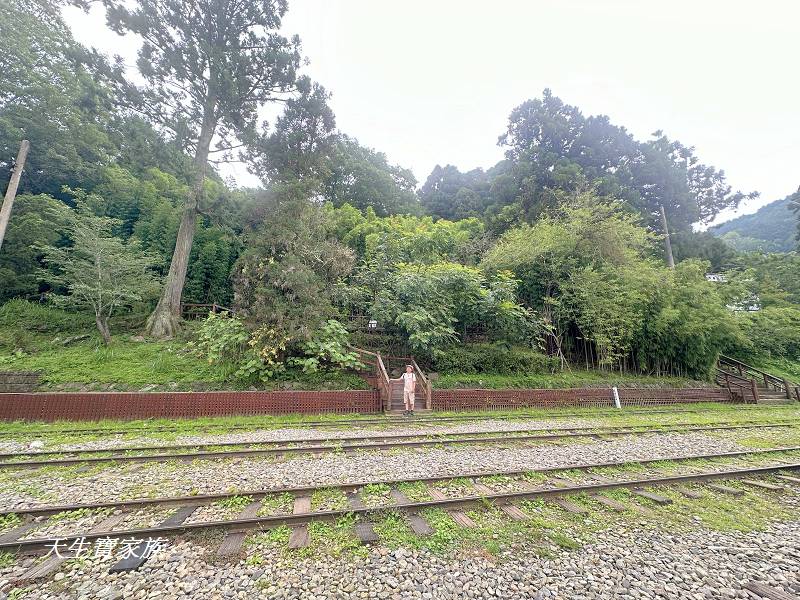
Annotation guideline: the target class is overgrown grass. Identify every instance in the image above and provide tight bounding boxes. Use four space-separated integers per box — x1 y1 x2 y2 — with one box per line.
0 513 21 532
0 402 796 441
1 337 370 390
434 371 705 389
0 300 369 390
752 357 800 384
3 338 235 385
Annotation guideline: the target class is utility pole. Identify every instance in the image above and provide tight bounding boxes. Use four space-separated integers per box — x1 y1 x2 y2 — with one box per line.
0 140 30 252
659 204 675 269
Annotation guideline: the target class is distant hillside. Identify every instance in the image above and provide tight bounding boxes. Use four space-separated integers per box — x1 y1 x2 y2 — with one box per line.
710 197 797 253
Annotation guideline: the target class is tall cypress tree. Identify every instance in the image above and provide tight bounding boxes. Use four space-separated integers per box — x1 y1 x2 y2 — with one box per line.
103 0 302 338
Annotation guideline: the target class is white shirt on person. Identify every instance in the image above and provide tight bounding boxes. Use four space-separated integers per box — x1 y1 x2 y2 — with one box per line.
401 372 416 392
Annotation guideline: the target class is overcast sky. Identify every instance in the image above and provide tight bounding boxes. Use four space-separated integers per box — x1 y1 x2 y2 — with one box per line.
63 0 800 225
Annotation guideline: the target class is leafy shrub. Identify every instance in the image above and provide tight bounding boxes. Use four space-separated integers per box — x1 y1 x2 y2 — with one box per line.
349 331 412 357
374 262 539 358
432 343 558 375
191 313 361 381
189 312 286 381
289 319 363 373
737 306 800 360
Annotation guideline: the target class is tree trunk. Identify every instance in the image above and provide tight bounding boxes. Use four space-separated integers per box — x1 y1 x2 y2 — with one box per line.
0 140 30 252
145 109 216 339
96 314 112 346
660 204 675 269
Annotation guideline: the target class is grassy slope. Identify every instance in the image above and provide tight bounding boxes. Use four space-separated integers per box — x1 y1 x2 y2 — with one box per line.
2 337 368 391
0 301 366 391
751 356 800 384
433 371 703 389
7 338 232 385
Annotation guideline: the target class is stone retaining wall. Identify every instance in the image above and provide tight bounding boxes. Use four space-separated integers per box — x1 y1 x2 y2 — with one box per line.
0 371 41 393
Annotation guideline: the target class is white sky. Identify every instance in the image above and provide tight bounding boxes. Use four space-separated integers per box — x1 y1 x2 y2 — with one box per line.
63 0 800 225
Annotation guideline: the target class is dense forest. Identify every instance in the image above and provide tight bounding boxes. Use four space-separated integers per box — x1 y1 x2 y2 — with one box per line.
1 0 799 389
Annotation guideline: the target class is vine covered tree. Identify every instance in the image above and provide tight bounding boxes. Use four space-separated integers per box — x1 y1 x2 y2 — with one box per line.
247 81 336 189
102 0 303 338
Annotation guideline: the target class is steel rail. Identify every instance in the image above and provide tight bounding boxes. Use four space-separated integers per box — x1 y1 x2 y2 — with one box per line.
2 460 798 554
2 422 798 470
2 404 794 437
5 418 800 461
3 445 799 519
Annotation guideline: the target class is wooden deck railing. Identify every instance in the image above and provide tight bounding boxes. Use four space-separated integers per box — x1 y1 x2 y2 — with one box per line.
718 355 798 400
181 303 236 319
348 346 392 411
348 347 433 411
714 368 759 403
410 358 432 410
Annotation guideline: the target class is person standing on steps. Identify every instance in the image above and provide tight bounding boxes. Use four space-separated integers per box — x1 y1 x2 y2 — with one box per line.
395 365 417 416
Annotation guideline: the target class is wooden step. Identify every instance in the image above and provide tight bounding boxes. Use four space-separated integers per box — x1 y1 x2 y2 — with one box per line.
743 582 799 600
288 495 311 549
706 483 744 496
110 505 197 572
217 500 262 557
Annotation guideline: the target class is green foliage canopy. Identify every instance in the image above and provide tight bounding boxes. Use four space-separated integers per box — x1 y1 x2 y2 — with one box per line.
40 193 162 344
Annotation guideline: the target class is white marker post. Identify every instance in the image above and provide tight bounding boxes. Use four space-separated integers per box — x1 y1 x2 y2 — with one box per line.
612 386 621 409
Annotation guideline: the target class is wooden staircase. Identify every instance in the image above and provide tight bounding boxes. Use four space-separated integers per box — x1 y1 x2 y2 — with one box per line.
382 356 431 413
349 347 432 413
716 355 799 404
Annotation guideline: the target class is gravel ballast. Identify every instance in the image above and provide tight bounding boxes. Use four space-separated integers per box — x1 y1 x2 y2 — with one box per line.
0 411 799 600
0 432 754 510
0 419 596 454
2 518 797 599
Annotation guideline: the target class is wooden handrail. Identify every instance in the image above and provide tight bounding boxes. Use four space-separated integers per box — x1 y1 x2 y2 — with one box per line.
718 355 795 399
714 368 758 404
714 368 751 385
348 345 392 411
347 347 433 411
375 353 392 412
410 358 432 410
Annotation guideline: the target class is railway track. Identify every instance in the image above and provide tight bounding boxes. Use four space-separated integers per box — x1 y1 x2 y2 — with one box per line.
0 445 797 565
2 403 796 437
4 417 799 460
2 420 797 470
